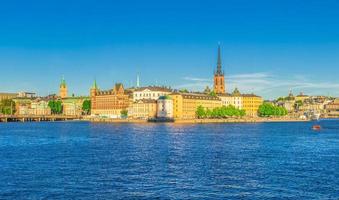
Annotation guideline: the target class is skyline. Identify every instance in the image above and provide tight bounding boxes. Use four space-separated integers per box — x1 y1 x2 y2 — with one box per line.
1 0 339 99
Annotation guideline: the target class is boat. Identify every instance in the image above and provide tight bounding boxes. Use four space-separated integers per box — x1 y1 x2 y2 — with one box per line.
312 125 321 131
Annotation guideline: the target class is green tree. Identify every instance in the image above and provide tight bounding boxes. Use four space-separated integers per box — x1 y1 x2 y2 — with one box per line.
82 100 91 115
258 103 288 117
209 91 217 97
0 99 16 115
120 109 128 118
179 89 189 93
196 105 205 118
48 100 63 114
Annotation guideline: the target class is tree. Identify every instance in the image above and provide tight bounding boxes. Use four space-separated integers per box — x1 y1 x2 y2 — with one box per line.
258 103 288 117
0 99 16 115
209 91 217 97
120 109 128 118
179 89 189 93
48 100 63 114
196 105 205 118
195 105 246 119
82 100 91 115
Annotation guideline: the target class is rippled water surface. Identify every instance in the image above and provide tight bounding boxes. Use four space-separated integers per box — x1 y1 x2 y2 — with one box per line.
0 120 338 199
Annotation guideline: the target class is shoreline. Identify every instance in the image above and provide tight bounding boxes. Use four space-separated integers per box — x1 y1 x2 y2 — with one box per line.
89 117 311 124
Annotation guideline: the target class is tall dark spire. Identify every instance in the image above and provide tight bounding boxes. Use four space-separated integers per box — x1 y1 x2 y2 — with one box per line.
216 43 223 75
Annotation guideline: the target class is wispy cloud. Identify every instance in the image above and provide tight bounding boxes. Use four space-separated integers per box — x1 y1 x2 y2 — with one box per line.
175 72 339 99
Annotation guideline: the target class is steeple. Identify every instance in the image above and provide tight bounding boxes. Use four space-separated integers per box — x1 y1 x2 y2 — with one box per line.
92 79 98 90
60 75 67 88
136 74 140 88
213 43 226 94
215 43 223 75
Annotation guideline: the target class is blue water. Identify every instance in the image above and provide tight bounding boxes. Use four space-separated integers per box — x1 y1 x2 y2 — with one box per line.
0 120 338 199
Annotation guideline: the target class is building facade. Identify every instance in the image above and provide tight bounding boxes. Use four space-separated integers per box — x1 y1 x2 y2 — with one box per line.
133 86 172 102
90 83 130 118
157 96 173 118
170 93 222 119
0 93 18 101
218 88 243 109
213 45 225 94
62 97 88 116
242 94 264 117
131 99 157 119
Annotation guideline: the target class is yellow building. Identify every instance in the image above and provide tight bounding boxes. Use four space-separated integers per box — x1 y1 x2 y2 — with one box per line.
131 99 157 119
170 93 222 119
0 93 18 101
295 92 309 102
242 94 264 117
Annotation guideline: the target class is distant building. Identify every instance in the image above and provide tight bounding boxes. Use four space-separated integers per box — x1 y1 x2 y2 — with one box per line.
218 88 243 109
295 92 309 102
59 77 68 99
90 82 130 118
30 100 51 115
213 44 226 94
325 99 339 117
0 92 18 101
16 99 51 115
133 86 172 102
62 97 88 116
131 99 157 119
170 92 222 119
157 95 173 118
18 92 36 98
242 94 264 117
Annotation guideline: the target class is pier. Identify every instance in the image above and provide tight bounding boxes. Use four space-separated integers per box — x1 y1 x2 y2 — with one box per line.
0 115 80 122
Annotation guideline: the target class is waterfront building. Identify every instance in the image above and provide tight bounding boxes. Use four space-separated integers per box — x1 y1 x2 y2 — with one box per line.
13 98 34 115
170 93 222 119
157 95 173 118
325 99 339 117
16 99 51 116
90 82 130 118
0 93 18 101
218 88 243 109
62 97 88 116
18 92 36 98
131 99 157 119
30 100 51 115
59 77 68 99
213 44 226 94
133 86 172 102
242 94 264 117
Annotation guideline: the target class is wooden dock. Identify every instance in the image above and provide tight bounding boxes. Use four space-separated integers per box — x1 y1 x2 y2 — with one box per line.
0 115 80 122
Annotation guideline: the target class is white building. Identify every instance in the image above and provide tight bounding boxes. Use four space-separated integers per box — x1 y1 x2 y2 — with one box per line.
157 96 173 118
133 86 172 102
218 88 243 109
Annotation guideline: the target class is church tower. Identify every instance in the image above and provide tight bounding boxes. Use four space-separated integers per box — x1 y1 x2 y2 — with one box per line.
90 79 98 97
90 79 98 110
213 44 226 94
59 76 68 98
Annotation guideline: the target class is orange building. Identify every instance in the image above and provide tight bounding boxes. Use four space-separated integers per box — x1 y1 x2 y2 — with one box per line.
90 81 130 118
213 44 226 94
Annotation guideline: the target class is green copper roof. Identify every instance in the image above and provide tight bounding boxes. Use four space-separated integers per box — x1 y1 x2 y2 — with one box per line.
92 79 98 89
60 76 67 88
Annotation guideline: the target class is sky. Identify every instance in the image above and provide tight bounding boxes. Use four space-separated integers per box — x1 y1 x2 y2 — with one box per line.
1 0 339 99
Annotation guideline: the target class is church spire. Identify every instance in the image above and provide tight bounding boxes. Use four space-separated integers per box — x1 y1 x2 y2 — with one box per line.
216 43 223 75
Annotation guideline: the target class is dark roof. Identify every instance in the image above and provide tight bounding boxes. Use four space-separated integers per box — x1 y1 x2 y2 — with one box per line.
135 86 172 92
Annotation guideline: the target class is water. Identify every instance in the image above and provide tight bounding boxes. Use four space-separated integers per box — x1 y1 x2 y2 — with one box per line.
0 120 338 199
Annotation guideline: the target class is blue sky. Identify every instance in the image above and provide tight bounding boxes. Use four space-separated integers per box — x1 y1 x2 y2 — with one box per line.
1 0 339 99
